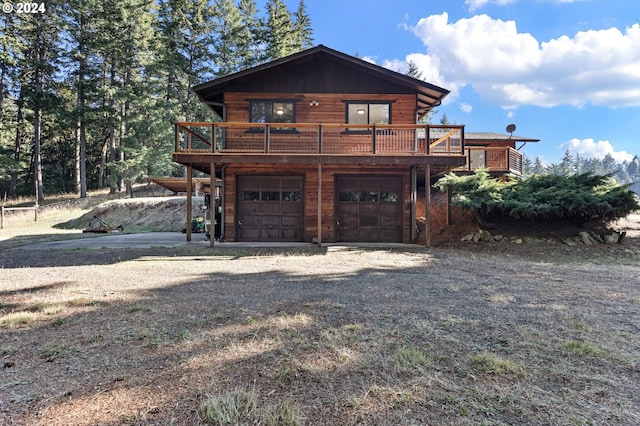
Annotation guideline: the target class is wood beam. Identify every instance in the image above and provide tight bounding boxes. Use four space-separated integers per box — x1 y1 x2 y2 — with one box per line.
186 165 192 242
425 164 431 248
317 163 322 246
210 161 215 247
411 167 417 242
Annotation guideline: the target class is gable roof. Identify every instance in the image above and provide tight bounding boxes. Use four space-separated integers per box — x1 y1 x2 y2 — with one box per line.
193 45 449 117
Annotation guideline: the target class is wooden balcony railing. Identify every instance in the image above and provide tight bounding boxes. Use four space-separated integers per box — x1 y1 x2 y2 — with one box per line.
457 146 523 175
174 122 465 157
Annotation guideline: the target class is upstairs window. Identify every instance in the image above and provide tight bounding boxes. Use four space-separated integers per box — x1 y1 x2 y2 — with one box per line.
346 102 391 126
344 101 392 132
249 100 296 132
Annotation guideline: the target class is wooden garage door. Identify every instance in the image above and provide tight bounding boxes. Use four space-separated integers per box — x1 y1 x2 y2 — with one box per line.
236 176 304 242
335 175 403 242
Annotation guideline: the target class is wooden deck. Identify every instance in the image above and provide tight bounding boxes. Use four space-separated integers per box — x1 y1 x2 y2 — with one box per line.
173 121 468 173
172 122 523 175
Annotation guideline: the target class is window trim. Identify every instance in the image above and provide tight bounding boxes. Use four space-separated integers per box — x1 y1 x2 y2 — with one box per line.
247 99 298 134
342 100 395 133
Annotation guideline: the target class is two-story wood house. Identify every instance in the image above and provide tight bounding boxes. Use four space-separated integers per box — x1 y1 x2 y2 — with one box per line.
171 45 532 246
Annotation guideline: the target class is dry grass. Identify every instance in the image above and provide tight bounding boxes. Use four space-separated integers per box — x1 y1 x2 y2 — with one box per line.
1 199 639 425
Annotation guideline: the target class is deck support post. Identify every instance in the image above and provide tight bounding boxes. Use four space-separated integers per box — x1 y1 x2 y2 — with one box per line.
410 167 417 242
186 165 192 242
317 163 322 246
425 164 431 248
210 161 216 247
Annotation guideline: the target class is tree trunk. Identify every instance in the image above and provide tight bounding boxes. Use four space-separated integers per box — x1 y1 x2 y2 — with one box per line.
108 61 117 194
8 98 23 198
33 20 44 203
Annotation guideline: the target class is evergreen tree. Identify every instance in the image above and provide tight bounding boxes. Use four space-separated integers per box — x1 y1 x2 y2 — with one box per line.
292 0 313 50
264 0 295 60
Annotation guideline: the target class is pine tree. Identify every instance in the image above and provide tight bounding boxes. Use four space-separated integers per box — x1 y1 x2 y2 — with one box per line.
292 0 313 50
264 0 295 60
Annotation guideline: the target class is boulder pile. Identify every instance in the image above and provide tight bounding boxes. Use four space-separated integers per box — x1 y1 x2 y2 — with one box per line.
460 229 626 245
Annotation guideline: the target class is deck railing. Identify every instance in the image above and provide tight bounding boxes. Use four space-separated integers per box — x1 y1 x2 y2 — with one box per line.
458 146 523 175
174 122 465 156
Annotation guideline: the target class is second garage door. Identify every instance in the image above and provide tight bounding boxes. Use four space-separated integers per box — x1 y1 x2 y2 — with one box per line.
236 176 304 242
335 175 403 243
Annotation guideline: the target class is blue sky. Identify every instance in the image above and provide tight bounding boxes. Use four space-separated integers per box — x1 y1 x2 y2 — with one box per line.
280 0 640 164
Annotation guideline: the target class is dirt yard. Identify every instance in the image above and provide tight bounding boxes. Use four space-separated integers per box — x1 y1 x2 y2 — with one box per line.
1 206 639 425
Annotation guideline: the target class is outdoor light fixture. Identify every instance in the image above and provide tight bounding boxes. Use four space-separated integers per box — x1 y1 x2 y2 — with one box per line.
309 100 319 106
357 108 366 115
275 108 285 115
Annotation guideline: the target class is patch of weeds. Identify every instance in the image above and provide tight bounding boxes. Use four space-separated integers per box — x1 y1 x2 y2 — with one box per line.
244 316 257 325
51 317 70 327
30 302 66 316
1 312 34 328
470 352 525 377
393 391 413 405
147 337 163 349
394 345 428 373
1 345 18 355
277 366 294 383
40 344 76 362
87 333 103 343
121 331 135 343
178 329 191 340
343 395 362 408
128 303 151 313
571 317 589 331
199 387 258 425
264 400 303 426
561 340 605 358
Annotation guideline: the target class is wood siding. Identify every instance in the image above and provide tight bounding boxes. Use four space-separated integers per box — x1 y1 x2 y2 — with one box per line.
224 92 417 125
222 92 421 154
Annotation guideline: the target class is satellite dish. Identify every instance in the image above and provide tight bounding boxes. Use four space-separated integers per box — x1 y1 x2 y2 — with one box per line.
506 123 516 136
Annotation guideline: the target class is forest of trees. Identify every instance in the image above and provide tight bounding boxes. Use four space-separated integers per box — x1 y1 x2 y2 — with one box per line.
2 0 638 203
524 151 640 192
0 0 313 201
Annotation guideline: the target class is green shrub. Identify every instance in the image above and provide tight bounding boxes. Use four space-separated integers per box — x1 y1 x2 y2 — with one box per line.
435 169 639 224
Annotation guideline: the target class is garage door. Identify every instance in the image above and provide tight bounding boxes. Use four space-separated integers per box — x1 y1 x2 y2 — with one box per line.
335 175 403 242
236 176 304 241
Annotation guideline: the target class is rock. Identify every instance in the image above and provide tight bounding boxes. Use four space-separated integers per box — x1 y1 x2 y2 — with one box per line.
461 233 474 242
479 230 493 242
494 234 504 242
562 238 577 246
578 231 596 245
603 231 625 244
589 232 604 243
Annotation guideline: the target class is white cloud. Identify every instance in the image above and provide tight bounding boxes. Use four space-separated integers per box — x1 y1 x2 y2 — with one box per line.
406 13 640 108
460 103 473 113
559 138 634 163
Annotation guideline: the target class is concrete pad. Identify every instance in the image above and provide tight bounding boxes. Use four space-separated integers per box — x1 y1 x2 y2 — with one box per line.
16 232 422 251
17 232 210 250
